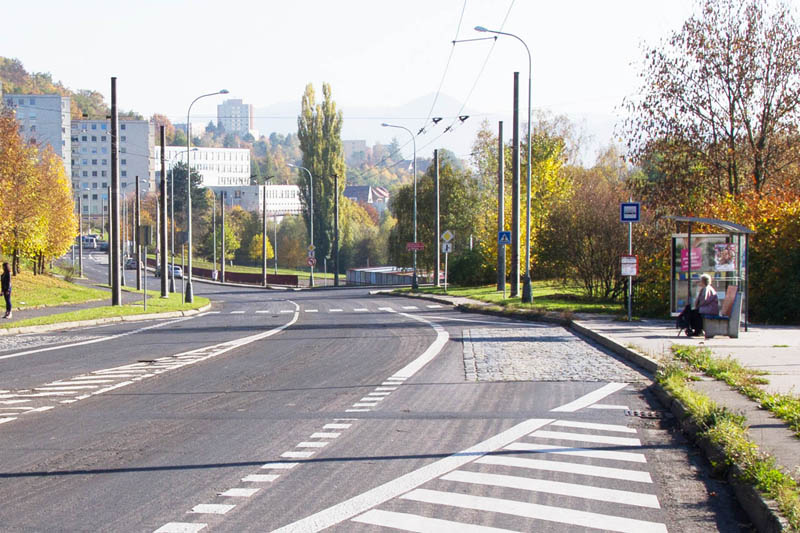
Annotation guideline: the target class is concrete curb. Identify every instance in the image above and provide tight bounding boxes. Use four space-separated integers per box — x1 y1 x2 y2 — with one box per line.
374 288 787 531
0 303 212 336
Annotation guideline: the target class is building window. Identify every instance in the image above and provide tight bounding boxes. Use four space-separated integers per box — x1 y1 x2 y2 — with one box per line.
101 148 107 154
121 171 127 177
121 136 126 142
91 124 97 130
82 159 88 165
121 183 127 188
29 98 35 105
102 159 107 165
120 148 126 153
82 171 88 177
92 182 98 188
91 136 97 142
102 182 107 188
91 159 97 165
120 124 126 130
92 194 98 200
101 171 107 177
101 124 107 130
101 136 106 142
92 171 98 177
82 136 87 141
121 159 127 165
71 136 78 142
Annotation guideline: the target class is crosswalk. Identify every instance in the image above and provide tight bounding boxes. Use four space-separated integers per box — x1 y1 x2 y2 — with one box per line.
280 417 667 533
208 304 444 316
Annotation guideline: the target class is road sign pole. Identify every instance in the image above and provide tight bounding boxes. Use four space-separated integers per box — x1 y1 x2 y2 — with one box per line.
628 220 633 322
444 251 448 293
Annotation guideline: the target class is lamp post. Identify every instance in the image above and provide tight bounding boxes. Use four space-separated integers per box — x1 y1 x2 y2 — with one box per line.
262 176 276 285
185 89 228 303
475 25 534 302
166 148 196 292
288 163 314 288
381 123 418 290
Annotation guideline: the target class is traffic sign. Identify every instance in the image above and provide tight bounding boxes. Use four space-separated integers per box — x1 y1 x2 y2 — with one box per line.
621 255 638 276
307 244 316 252
620 202 640 223
442 242 453 253
406 242 425 251
306 256 317 267
307 249 315 258
441 229 454 243
498 231 511 245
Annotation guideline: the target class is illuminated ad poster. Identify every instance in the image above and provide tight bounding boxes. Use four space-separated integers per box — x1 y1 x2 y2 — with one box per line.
714 243 737 271
680 247 702 271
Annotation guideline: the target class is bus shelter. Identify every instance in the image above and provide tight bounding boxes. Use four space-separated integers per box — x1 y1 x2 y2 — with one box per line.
667 216 753 331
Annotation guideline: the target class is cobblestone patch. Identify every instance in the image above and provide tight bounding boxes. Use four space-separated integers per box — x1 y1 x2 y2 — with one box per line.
463 327 647 382
0 333 103 354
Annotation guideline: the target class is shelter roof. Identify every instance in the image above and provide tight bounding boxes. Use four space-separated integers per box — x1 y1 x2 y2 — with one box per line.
666 216 754 234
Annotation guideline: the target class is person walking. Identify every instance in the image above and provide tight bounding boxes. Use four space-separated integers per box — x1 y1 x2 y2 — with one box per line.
1 262 11 319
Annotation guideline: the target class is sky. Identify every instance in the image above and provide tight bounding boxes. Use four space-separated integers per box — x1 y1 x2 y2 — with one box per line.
2 0 699 162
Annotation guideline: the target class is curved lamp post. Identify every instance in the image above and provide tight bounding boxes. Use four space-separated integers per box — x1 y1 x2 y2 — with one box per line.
288 163 315 288
185 89 228 303
475 25 534 302
381 123 418 290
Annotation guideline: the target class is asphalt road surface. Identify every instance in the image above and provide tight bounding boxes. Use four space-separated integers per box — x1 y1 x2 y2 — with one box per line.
0 261 752 532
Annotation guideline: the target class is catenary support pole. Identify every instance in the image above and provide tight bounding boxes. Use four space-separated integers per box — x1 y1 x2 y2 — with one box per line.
334 173 340 287
135 176 141 291
497 121 505 292
511 72 520 298
78 195 83 277
221 192 226 283
159 127 168 297
434 149 440 287
262 184 267 287
110 77 121 305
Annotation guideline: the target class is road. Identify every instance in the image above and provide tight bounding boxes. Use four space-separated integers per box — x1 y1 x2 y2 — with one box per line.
0 260 751 532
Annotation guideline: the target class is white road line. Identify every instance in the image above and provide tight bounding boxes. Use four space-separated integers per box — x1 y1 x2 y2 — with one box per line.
0 399 30 405
375 387 397 391
29 406 54 413
305 309 318 313
0 406 34 411
49 379 115 385
329 309 343 313
368 392 391 396
35 385 99 391
354 308 368 312
230 311 245 314
426 304 443 308
297 441 328 448
311 432 341 438
551 382 629 412
402 305 419 310
280 310 294 314
352 403 376 408
271 419 553 533
353 509 514 532
0 316 194 362
219 488 259 498
401 489 667 533
476 455 652 483
359 396 383 402
530 430 641 447
190 504 235 514
323 424 351 430
242 474 279 483
378 307 393 311
505 442 647 463
262 462 298 470
0 417 17 424
443 470 660 508
589 404 630 410
346 408 370 412
256 310 272 314
281 451 315 459
153 522 207 532
381 382 400 387
391 312 450 379
204 311 221 315
550 420 637 434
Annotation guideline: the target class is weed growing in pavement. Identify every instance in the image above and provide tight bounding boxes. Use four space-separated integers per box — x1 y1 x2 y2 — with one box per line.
671 345 800 437
656 362 800 528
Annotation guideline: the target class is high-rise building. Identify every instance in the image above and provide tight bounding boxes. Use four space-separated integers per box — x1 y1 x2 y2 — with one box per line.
1 89 71 178
217 98 253 136
71 119 155 222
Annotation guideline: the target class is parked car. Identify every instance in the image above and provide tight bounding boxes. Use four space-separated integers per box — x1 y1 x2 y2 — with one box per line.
124 257 137 270
154 265 183 279
97 241 109 251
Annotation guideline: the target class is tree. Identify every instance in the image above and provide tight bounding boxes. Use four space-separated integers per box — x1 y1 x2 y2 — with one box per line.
32 148 77 273
297 82 346 269
170 161 208 230
624 0 800 197
248 234 274 262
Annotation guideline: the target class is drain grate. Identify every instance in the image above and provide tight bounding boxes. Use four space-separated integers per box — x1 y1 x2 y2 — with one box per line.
625 409 672 419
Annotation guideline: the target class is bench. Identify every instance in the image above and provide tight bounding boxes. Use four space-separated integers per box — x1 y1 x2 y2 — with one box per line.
703 285 742 339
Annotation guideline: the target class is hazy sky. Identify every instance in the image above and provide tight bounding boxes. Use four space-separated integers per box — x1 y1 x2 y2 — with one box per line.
2 0 698 159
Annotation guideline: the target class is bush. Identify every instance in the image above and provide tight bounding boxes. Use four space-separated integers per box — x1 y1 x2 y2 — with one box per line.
448 248 494 286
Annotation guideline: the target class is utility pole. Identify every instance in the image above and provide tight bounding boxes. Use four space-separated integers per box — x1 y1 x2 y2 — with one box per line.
109 77 121 305
212 192 217 279
434 149 440 287
78 194 83 278
135 176 141 291
334 173 340 287
262 184 267 287
497 120 506 292
221 191 226 283
511 72 520 298
159 126 168 297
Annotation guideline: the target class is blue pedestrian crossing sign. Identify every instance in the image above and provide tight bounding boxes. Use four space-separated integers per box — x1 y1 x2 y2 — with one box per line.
498 231 512 245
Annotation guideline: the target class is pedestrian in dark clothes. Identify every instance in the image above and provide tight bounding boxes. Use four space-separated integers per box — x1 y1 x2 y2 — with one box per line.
1 262 11 319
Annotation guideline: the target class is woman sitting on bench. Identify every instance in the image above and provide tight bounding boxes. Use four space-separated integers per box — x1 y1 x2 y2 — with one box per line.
689 274 719 336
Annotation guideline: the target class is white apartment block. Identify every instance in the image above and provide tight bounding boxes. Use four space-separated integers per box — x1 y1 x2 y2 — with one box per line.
71 119 155 218
217 99 253 136
211 184 302 217
1 90 71 178
156 146 250 187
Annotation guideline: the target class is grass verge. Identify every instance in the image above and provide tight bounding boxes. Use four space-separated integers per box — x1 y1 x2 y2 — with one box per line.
657 362 800 528
11 271 108 308
672 345 800 437
151 254 335 280
1 290 209 329
397 282 625 315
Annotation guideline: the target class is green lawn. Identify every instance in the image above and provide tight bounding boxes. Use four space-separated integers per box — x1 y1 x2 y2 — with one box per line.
3 290 209 329
402 281 625 315
150 254 335 280
12 271 108 308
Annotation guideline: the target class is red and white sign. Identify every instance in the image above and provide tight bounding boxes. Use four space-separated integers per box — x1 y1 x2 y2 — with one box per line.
306 257 317 267
406 242 425 251
621 255 638 276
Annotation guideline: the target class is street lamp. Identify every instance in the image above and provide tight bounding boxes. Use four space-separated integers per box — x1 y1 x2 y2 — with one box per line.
185 89 228 303
475 25 534 302
165 148 197 292
288 163 315 288
262 176 278 281
381 123 418 290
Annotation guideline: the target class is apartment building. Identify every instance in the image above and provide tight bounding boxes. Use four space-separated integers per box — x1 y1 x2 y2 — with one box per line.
1 89 71 178
156 146 251 188
217 98 254 137
211 184 302 217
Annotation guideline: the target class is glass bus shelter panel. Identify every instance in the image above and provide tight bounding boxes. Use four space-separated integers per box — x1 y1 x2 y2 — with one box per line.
670 234 747 316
